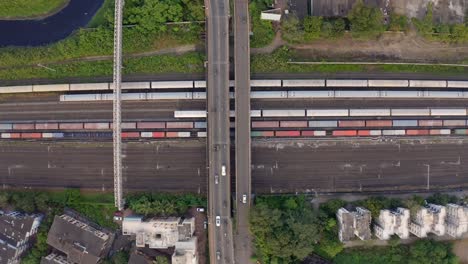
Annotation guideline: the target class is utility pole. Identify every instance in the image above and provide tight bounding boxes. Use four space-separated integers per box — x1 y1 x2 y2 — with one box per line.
113 0 124 211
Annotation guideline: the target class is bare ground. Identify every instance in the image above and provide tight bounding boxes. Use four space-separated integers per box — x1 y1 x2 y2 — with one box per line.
453 239 468 264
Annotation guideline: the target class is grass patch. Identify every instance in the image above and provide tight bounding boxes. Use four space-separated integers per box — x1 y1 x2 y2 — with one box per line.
0 0 68 19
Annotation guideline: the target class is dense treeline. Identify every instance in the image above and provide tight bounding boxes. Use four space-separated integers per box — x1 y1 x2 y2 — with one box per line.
126 192 206 216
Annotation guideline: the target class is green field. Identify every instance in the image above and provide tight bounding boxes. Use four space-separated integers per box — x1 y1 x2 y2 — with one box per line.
0 0 68 19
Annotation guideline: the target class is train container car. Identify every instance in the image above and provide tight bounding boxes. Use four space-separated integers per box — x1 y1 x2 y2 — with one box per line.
382 130 406 136
418 120 443 127
381 91 423 98
0 85 33 94
251 110 262 117
194 122 207 129
358 130 371 136
431 108 467 116
313 131 327 136
152 132 165 138
275 131 301 137
287 91 334 98
282 79 325 87
307 109 348 117
326 79 368 87
1 133 10 138
141 132 153 138
197 131 207 137
21 133 42 139
0 124 13 130
332 130 357 136
84 123 110 130
151 81 193 89
349 109 391 116
392 120 418 127
366 120 392 127
33 84 69 92
335 90 380 98
280 121 308 128
251 131 262 137
250 79 282 87
252 121 279 128
430 129 451 135
251 91 287 99
110 122 137 129
368 80 409 87
370 130 382 136
176 132 191 138
147 92 192 100
262 110 305 117
60 94 102 102
166 122 193 129
102 93 147 100
447 81 468 88
425 91 463 98
308 120 338 128
42 133 64 138
63 132 112 139
35 123 59 130
301 130 315 136
70 83 109 91
166 132 179 137
13 123 35 130
409 80 447 88
174 111 206 118
59 123 84 130
391 108 430 116
338 120 365 127
454 129 467 135
120 82 151 90
194 81 207 88
406 129 430 136
2 133 21 139
443 120 466 126
193 92 206 99
137 122 165 129
121 132 140 138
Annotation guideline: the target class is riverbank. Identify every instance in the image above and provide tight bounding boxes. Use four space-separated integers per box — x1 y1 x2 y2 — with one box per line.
0 0 69 20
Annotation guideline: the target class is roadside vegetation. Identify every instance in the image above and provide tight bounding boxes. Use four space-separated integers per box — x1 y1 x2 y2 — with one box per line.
249 0 275 48
0 0 68 19
250 193 466 263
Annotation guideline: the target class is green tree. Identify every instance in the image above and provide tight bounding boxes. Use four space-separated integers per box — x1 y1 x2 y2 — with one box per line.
332 18 346 36
388 13 408 31
281 15 304 43
155 255 170 264
348 0 385 37
0 192 10 208
426 193 458 205
303 16 323 40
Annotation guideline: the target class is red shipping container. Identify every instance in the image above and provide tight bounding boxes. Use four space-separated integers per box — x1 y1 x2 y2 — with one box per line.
429 129 441 135
166 132 178 137
84 123 109 130
10 133 21 138
338 120 365 127
122 132 140 138
35 123 59 130
251 121 279 128
443 120 466 126
333 130 357 136
13 123 35 130
366 120 392 127
275 131 301 137
262 131 275 137
301 131 315 136
358 130 371 136
418 120 443 127
59 123 84 130
280 121 308 128
407 129 429 135
137 122 165 129
111 122 137 129
21 133 42 139
152 132 165 138
166 122 193 129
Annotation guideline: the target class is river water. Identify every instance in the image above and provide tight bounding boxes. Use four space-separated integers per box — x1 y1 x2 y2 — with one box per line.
0 0 104 47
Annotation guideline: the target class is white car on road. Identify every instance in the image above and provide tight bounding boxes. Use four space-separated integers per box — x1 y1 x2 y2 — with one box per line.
216 216 221 226
221 165 226 176
242 194 247 204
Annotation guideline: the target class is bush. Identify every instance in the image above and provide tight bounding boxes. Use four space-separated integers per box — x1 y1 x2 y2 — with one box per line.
281 15 304 43
303 16 323 40
126 193 206 216
249 1 275 48
388 13 408 32
347 0 385 38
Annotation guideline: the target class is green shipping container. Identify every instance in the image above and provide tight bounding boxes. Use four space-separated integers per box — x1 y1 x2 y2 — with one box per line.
454 129 467 135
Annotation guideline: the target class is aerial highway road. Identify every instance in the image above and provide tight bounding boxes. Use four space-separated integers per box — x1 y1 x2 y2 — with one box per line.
206 0 234 262
233 0 252 262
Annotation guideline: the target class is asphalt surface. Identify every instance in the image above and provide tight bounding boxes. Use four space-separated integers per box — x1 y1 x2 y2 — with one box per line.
206 0 234 262
233 0 253 263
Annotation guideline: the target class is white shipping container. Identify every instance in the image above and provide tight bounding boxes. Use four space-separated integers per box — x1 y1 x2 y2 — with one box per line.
141 132 153 138
314 131 326 136
409 80 447 88
177 132 191 138
431 108 467 116
425 91 463 98
307 109 348 117
151 81 193 89
194 81 207 88
391 108 430 116
1 133 11 138
282 79 325 87
60 94 102 101
174 111 206 118
383 130 405 136
0 85 33 94
349 109 390 116
335 90 380 98
262 109 305 117
251 91 287 99
381 91 422 98
439 129 451 135
147 92 192 100
370 130 382 136
250 79 282 87
193 92 206 99
197 132 207 137
120 82 151 89
250 110 261 117
287 91 334 98
33 84 69 92
42 133 54 138
447 81 468 88
368 80 409 87
326 79 368 87
70 83 109 91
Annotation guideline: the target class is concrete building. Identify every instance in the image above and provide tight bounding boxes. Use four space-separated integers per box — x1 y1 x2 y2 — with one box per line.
446 203 468 238
374 208 410 240
41 253 72 264
122 216 197 264
409 204 446 238
337 207 372 242
45 213 115 264
0 211 43 264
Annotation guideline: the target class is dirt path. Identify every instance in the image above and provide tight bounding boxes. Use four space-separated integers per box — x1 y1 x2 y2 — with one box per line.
453 239 468 264
251 30 285 54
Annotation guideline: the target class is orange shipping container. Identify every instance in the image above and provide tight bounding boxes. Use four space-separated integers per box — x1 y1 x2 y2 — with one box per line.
418 120 443 127
406 129 429 135
358 130 371 136
365 120 392 127
333 130 357 136
338 120 365 127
